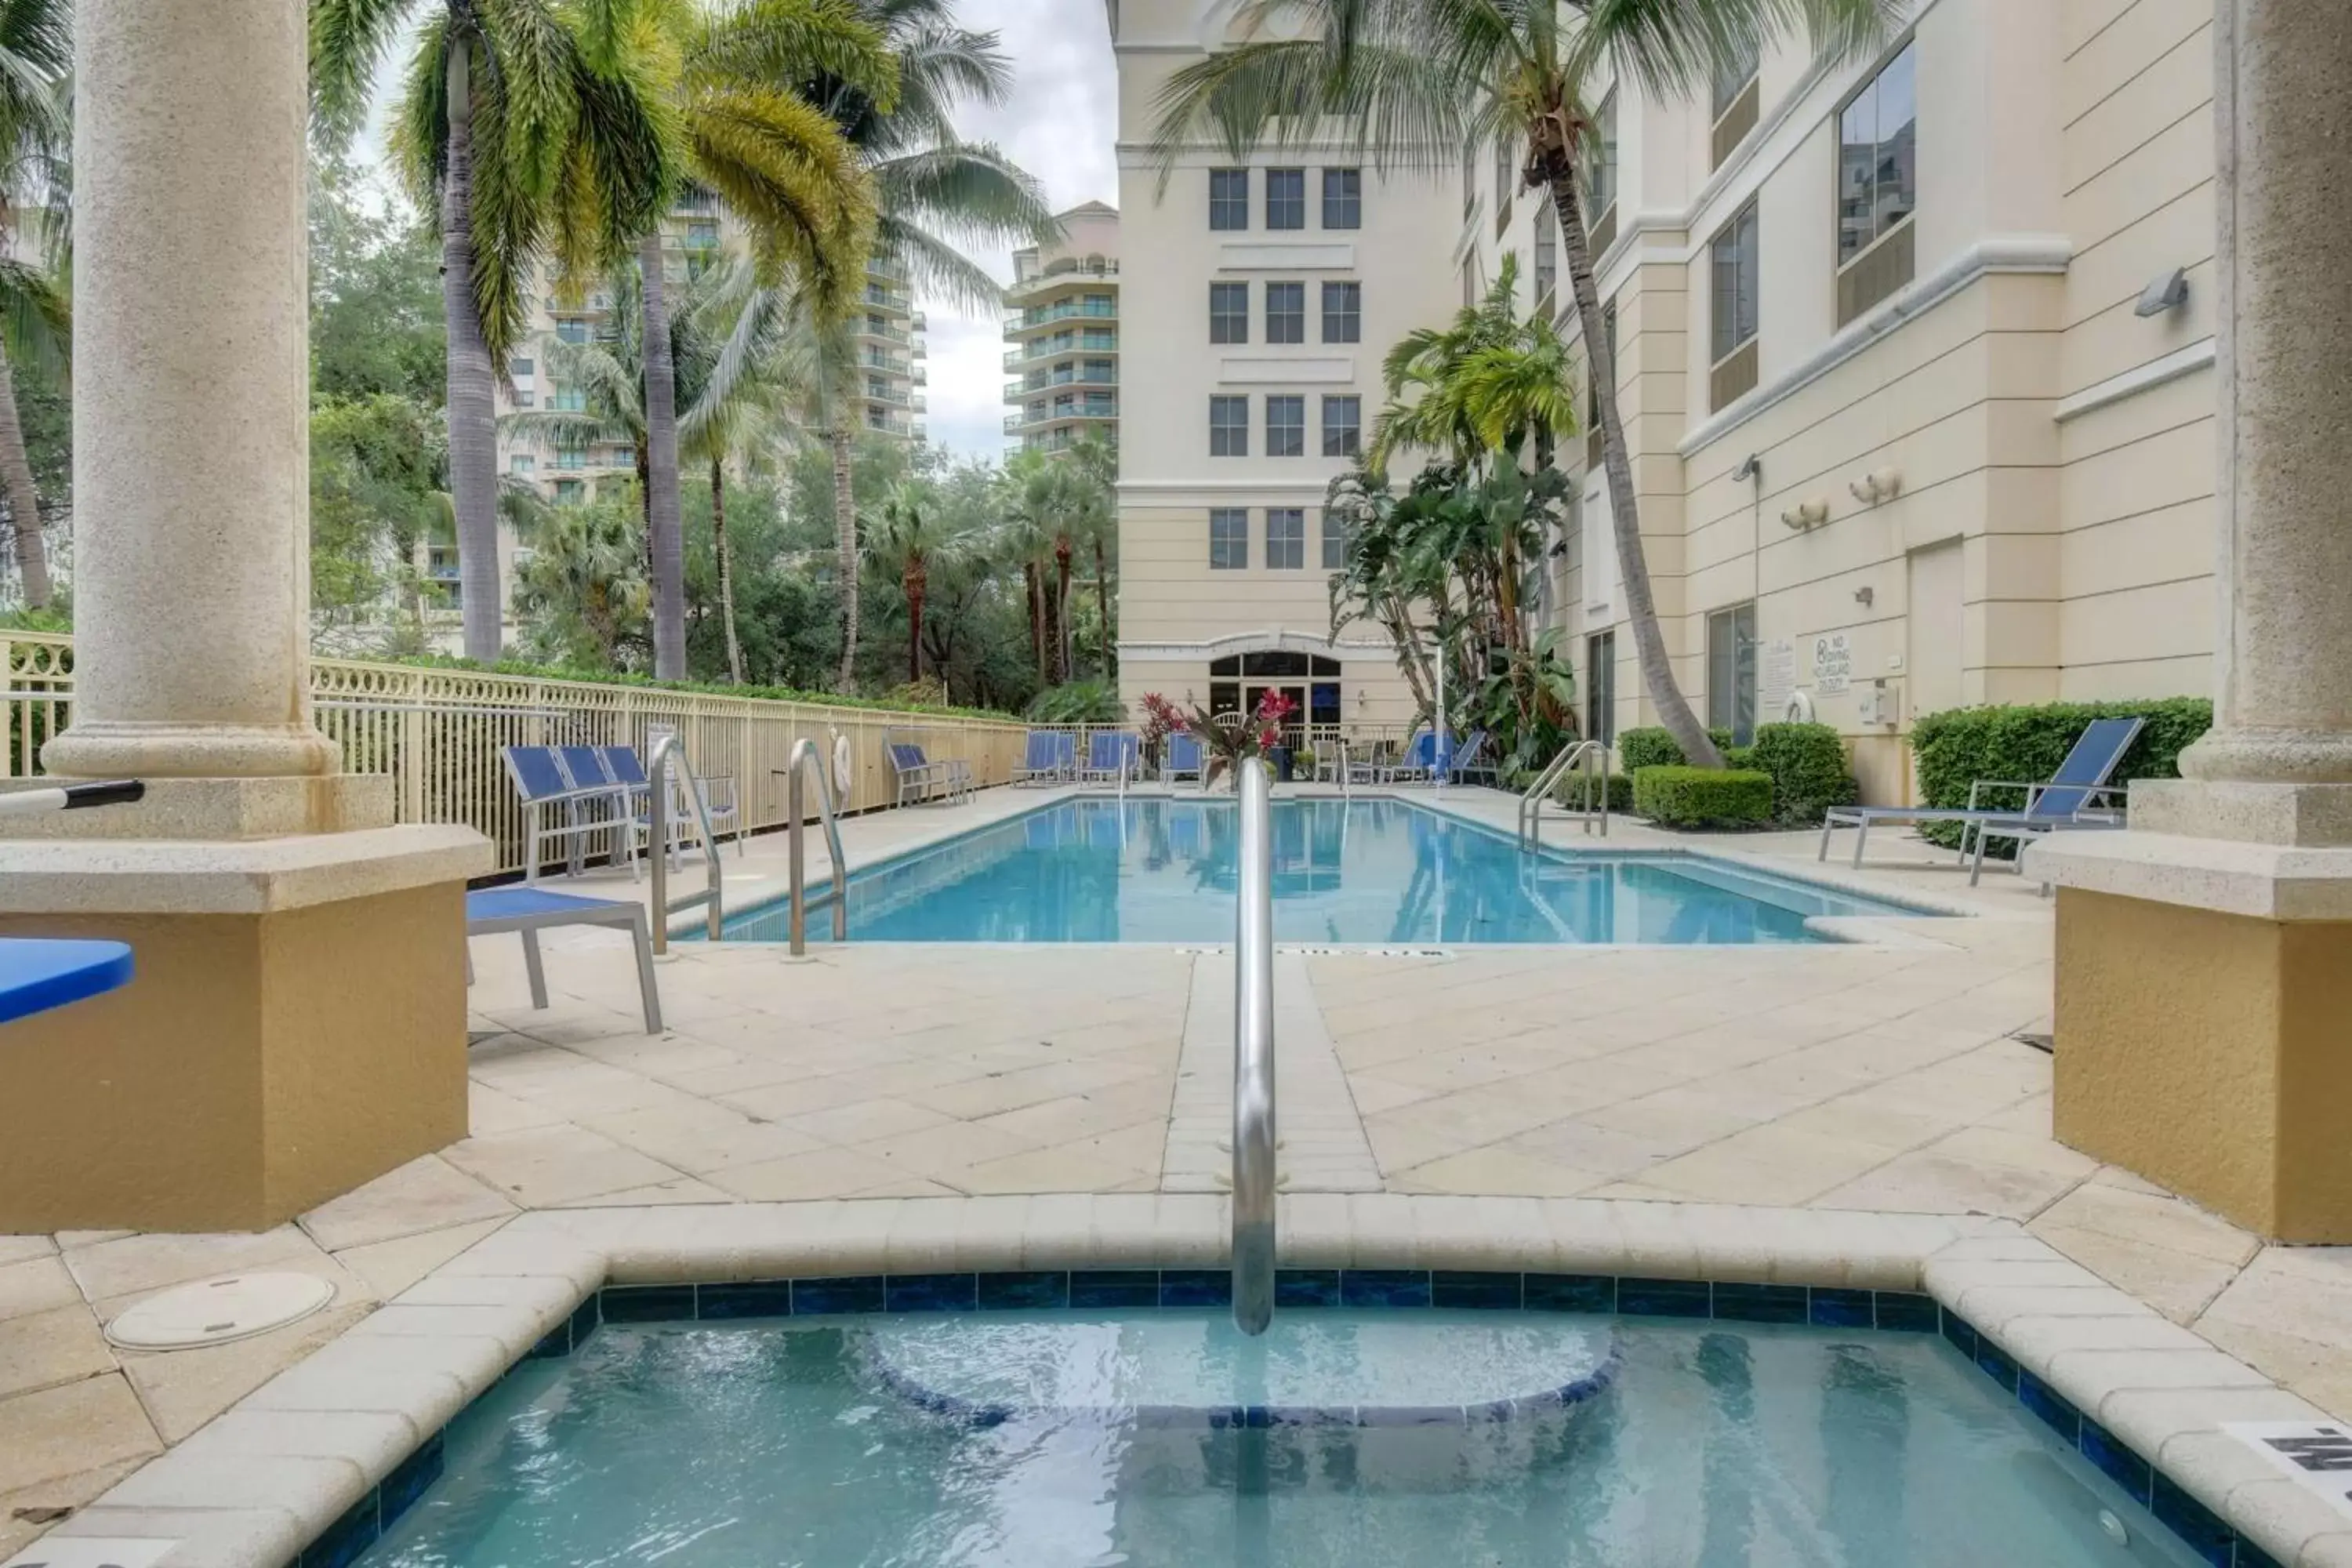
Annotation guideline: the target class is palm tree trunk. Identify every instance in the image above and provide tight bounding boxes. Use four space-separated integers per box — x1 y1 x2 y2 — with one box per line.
0 345 52 609
1548 169 1722 769
712 459 744 684
640 233 687 680
830 426 858 690
1053 539 1074 683
1094 536 1112 681
1023 561 1047 683
904 562 925 683
443 37 503 665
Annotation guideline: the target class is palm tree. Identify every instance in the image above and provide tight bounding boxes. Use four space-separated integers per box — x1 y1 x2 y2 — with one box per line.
1067 430 1120 680
0 3 68 608
512 489 651 667
807 0 1061 689
1371 254 1573 474
314 0 670 666
1150 0 1895 771
867 479 965 683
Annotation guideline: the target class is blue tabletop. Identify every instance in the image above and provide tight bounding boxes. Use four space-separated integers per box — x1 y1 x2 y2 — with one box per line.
0 939 134 1025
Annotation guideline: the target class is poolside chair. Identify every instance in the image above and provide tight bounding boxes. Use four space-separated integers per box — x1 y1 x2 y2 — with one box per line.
1818 715 2144 881
503 746 613 884
1446 730 1497 786
1163 731 1206 786
1080 730 1141 786
1385 730 1438 784
1013 730 1073 786
465 887 662 1034
599 745 731 876
887 741 962 807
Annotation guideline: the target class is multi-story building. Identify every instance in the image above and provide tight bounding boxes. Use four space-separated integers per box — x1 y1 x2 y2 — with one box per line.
1004 201 1123 457
855 261 928 445
1108 1 1452 731
1460 0 2218 801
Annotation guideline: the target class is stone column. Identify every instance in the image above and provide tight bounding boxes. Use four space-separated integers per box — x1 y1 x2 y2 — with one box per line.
39 0 338 785
2029 0 2352 1242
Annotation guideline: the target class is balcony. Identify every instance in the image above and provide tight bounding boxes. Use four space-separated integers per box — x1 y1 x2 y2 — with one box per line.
866 386 911 409
1005 297 1119 334
1003 331 1116 372
858 350 909 376
911 394 927 414
863 283 912 316
1004 397 1118 434
911 367 927 387
1004 368 1119 401
858 320 912 346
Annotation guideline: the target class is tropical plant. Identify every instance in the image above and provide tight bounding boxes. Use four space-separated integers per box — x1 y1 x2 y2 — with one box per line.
1186 689 1295 791
1149 0 1896 770
314 0 672 665
1024 677 1124 724
0 1 69 608
805 0 1059 689
866 478 967 683
512 487 652 666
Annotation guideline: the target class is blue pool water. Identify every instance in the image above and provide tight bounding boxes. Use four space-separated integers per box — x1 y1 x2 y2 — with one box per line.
356 1310 2201 1566
716 797 1932 945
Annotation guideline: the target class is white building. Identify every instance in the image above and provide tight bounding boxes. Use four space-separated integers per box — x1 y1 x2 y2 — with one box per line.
1005 201 1122 457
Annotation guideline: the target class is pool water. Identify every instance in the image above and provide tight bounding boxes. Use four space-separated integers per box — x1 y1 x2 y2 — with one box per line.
358 1310 2199 1567
715 797 1931 945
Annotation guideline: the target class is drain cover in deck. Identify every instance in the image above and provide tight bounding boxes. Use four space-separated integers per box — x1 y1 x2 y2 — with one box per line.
104 1272 336 1351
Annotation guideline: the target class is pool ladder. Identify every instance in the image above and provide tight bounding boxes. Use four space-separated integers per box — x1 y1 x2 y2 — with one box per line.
646 732 724 953
782 736 850 955
1517 739 1611 851
1232 758 1278 1336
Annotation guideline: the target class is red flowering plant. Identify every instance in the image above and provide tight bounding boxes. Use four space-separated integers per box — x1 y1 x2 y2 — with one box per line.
1138 692 1185 767
1184 688 1297 789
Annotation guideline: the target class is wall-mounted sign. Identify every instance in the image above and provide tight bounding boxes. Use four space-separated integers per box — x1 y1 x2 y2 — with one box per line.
1813 633 1853 695
1759 638 1797 718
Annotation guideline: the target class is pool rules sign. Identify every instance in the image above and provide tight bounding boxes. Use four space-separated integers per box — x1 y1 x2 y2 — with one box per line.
2227 1421 2352 1521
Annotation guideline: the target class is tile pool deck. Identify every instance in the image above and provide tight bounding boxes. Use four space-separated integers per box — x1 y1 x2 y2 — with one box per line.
5 782 2351 1564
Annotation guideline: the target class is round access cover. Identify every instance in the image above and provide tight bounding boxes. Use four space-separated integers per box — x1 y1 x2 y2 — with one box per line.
105 1272 336 1351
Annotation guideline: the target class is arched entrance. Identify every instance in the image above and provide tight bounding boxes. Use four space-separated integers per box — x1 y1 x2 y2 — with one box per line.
1207 651 1343 743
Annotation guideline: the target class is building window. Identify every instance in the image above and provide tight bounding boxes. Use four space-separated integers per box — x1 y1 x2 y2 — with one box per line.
1585 300 1617 469
1266 168 1306 230
1494 134 1514 206
1266 508 1305 569
1534 199 1557 303
1266 281 1305 343
556 320 589 345
1322 507 1350 569
554 480 584 504
1322 395 1361 458
1838 41 1918 268
1266 395 1305 457
1586 630 1617 747
1321 281 1360 343
510 454 535 475
1706 603 1759 745
1082 357 1116 383
1210 282 1249 343
609 446 633 469
1210 395 1250 456
1710 200 1760 364
1323 168 1361 229
1210 508 1249 568
1713 41 1759 121
684 220 719 249
513 389 535 408
1584 89 1617 227
1210 169 1249 230
551 387 586 412
510 358 534 379
556 449 586 470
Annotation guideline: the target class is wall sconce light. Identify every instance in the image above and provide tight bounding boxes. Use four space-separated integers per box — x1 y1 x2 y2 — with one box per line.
1732 453 1762 485
1848 468 1904 506
1855 586 1875 608
2135 267 2190 318
1779 498 1831 531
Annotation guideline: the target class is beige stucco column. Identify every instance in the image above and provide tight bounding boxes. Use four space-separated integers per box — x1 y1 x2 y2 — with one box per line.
2028 0 2352 1242
0 0 491 1232
39 0 338 786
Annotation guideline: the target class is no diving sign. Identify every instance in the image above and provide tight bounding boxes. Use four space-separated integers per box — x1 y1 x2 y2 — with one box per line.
2227 1421 2352 1520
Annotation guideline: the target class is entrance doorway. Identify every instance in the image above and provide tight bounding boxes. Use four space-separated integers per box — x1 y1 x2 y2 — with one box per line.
1208 652 1342 743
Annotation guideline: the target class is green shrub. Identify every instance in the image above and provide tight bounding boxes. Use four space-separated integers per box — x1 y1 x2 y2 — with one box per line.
1748 722 1860 826
1909 697 2212 852
1633 766 1774 829
1616 725 1736 771
1023 679 1127 724
1552 771 1635 813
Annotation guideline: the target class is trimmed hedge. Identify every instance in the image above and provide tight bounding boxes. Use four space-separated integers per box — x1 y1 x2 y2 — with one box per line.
1748 722 1861 826
1617 725 1733 772
1552 771 1635 814
1634 766 1775 829
1909 697 2212 852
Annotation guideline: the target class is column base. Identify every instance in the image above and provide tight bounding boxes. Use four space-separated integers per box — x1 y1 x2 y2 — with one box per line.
2132 777 2352 848
0 825 491 1232
2030 829 2352 1241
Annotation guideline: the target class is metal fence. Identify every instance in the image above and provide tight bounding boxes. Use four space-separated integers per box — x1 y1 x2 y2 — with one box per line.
2 632 1031 878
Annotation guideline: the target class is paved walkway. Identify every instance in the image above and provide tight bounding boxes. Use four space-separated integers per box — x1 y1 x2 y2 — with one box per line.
5 783 2348 1559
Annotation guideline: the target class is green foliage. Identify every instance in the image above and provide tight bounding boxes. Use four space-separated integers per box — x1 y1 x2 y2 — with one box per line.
1553 771 1635 814
1634 766 1775 830
393 652 1014 720
310 392 448 620
1910 698 2212 851
1747 723 1860 826
310 151 445 404
1025 678 1125 725
1617 726 1735 772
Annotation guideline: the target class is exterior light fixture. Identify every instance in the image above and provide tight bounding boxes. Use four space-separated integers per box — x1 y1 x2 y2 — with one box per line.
1732 453 1762 484
2135 267 2190 317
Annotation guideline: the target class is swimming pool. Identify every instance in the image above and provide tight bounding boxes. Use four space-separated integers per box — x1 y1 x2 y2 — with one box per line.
353 1305 2204 1566
713 797 1935 945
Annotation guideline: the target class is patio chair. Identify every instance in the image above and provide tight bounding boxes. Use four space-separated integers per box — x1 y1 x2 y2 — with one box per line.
503 746 613 884
1013 730 1073 786
1818 715 2146 880
597 745 725 877
1446 730 1497 786
465 887 662 1034
1385 729 1438 783
1080 730 1140 786
1163 731 1207 786
887 741 955 807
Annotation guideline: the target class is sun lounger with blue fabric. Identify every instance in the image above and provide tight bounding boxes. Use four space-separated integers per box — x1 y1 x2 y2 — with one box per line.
1446 730 1496 786
1818 715 2144 882
503 746 615 883
1163 731 1206 786
888 741 971 807
1013 730 1074 786
1080 730 1140 786
465 887 662 1034
1385 729 1438 783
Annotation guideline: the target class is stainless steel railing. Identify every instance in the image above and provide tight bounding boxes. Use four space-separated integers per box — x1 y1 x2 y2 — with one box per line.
783 736 850 956
646 732 724 953
1517 739 1611 850
1232 757 1278 1337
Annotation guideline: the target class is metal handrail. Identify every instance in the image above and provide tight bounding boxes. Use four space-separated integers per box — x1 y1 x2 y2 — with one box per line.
1517 739 1611 849
1232 757 1278 1337
646 732 724 953
784 736 849 955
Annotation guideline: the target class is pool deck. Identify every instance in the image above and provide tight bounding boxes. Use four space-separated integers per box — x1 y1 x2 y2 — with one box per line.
6 782 2352 1563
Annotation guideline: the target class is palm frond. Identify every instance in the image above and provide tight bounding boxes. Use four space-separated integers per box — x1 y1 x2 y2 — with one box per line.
1568 0 1900 100
307 0 416 147
0 254 67 387
869 141 1055 249
687 79 877 317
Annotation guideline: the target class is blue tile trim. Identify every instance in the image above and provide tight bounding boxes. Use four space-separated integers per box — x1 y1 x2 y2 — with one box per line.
305 1273 2270 1568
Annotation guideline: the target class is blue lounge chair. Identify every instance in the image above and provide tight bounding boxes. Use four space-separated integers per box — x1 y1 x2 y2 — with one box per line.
1014 730 1074 786
1164 731 1206 786
1446 730 1496 786
1385 729 1437 783
1819 715 2144 882
1080 730 1140 786
888 741 970 807
465 887 662 1035
503 746 612 884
